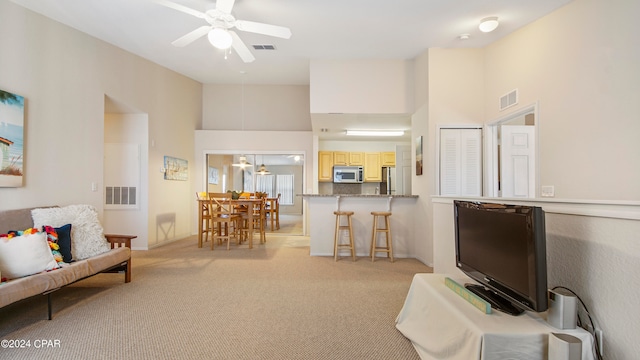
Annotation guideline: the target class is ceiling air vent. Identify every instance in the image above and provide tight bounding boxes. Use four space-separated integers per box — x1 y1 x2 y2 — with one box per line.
252 44 276 50
499 89 518 111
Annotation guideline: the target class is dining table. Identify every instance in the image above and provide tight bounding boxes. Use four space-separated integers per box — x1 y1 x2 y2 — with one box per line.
197 197 265 249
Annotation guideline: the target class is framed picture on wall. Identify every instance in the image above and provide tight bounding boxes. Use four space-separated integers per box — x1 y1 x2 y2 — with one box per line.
0 89 25 187
164 156 188 181
208 167 219 184
416 135 423 176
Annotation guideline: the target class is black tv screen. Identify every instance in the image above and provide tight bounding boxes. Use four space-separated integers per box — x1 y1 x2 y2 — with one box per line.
454 200 548 315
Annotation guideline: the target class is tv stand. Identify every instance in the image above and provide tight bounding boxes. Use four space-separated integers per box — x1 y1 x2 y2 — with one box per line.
464 283 524 316
396 274 595 360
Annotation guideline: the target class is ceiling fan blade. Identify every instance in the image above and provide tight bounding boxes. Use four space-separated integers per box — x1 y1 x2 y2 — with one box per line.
216 0 236 14
235 20 292 39
229 31 255 63
153 0 206 19
171 25 211 47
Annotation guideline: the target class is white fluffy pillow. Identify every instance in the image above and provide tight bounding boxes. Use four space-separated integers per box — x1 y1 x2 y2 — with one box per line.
0 232 59 279
32 205 111 260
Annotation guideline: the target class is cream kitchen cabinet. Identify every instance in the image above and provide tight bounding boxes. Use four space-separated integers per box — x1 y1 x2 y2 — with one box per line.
318 151 334 182
333 151 349 166
319 151 392 182
349 152 364 165
332 151 364 166
364 152 382 182
381 152 396 166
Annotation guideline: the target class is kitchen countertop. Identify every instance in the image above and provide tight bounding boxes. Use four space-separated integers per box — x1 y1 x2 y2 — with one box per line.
302 193 419 257
299 194 418 198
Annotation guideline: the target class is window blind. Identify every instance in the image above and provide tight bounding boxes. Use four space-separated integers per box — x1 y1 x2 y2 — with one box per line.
276 174 294 205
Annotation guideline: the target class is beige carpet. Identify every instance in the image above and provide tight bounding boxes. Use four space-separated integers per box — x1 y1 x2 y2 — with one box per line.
0 232 432 359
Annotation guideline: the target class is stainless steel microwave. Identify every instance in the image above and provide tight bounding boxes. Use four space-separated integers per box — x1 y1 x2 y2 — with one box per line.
333 166 364 183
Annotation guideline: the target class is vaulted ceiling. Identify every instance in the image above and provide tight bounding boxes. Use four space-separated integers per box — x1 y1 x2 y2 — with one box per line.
11 0 572 85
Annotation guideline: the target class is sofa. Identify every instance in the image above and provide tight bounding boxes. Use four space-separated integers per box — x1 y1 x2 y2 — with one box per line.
0 205 134 319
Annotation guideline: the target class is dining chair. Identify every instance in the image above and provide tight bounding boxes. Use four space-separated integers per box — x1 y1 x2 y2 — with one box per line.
207 196 241 250
196 192 211 244
240 197 266 244
266 193 281 231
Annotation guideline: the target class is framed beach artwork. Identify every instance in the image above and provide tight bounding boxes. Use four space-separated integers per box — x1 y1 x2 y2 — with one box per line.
164 156 188 181
0 89 25 187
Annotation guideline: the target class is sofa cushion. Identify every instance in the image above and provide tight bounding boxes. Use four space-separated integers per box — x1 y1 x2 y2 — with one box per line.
0 230 60 279
85 247 130 274
45 224 73 263
0 206 58 234
42 226 64 264
0 259 91 309
32 205 110 260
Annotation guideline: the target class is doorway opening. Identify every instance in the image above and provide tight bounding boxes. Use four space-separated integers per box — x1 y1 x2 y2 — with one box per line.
204 152 305 236
103 95 149 249
484 103 538 198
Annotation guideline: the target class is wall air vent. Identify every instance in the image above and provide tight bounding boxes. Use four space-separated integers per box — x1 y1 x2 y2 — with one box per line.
106 186 137 206
499 89 518 111
252 44 276 50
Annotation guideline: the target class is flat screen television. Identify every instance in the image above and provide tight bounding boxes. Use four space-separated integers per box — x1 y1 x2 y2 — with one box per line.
454 200 548 315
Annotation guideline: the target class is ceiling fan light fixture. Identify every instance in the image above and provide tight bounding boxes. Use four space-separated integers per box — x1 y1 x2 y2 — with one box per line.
208 28 233 49
479 16 499 33
345 130 405 137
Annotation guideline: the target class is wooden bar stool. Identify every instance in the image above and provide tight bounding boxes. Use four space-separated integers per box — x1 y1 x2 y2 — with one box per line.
370 211 394 262
333 210 356 261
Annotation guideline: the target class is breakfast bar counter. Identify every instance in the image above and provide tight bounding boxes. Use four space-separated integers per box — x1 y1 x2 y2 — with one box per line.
300 194 419 258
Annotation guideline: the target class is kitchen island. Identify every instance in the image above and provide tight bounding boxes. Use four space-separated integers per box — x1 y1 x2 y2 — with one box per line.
300 194 419 258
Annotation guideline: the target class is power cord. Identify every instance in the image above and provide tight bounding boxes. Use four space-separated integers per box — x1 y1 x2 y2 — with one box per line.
551 286 603 360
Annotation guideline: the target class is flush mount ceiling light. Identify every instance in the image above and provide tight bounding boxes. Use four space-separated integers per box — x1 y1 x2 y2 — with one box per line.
208 28 233 49
479 16 499 33
345 130 405 137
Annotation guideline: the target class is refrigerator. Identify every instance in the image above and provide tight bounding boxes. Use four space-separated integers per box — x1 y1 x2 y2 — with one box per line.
380 167 396 195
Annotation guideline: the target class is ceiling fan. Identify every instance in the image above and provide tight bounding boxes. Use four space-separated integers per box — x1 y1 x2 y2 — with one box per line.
154 0 292 63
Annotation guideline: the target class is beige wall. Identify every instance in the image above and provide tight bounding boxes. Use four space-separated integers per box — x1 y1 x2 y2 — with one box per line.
310 59 414 114
0 2 202 249
483 0 640 201
318 140 406 152
411 51 431 265
203 84 311 131
409 48 486 266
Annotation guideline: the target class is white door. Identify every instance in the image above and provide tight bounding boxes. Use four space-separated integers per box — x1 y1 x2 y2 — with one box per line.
500 125 535 198
439 128 482 196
